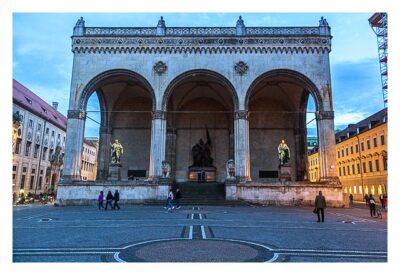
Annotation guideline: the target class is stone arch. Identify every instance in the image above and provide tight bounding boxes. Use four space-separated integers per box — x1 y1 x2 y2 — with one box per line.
79 69 156 112
162 69 239 112
244 69 324 112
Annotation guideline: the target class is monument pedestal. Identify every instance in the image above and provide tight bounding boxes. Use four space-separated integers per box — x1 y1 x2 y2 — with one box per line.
108 164 122 181
278 164 291 183
188 166 216 182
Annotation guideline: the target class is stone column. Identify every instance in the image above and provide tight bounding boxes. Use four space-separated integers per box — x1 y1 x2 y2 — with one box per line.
148 111 167 180
96 126 112 180
166 130 177 179
234 110 251 182
62 110 86 182
316 111 337 179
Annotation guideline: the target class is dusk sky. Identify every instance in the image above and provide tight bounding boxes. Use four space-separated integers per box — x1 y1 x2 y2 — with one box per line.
12 13 384 137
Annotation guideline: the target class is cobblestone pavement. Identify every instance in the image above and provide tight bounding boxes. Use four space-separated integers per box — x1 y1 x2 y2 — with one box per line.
12 203 387 262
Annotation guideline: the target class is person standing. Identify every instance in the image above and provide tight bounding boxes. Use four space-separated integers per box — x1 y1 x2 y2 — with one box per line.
379 193 384 209
314 191 326 222
105 190 114 210
174 188 182 209
97 191 105 210
368 194 376 217
164 189 174 211
364 194 369 206
113 190 120 210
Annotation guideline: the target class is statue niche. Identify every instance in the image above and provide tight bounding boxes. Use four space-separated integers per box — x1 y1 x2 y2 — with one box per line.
188 129 216 182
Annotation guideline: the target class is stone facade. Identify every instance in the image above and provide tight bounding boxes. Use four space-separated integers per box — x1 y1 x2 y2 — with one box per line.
58 16 340 205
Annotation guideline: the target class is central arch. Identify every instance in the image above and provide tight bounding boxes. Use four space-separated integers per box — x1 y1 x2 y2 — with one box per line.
163 70 238 182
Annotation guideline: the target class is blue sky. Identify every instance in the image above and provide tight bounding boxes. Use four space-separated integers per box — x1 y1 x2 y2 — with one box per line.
13 13 383 137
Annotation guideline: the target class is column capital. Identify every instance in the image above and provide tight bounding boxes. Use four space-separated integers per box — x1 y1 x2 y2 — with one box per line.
316 111 334 120
235 110 249 120
152 110 166 120
67 110 86 120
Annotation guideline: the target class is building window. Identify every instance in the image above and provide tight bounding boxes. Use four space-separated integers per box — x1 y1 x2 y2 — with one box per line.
341 149 344 158
28 119 33 128
20 175 26 189
359 186 363 195
350 146 353 154
15 139 21 154
361 142 365 151
30 175 35 189
373 137 377 148
48 149 54 161
357 163 360 174
38 176 42 190
352 164 355 175
355 144 359 153
22 167 27 173
347 166 350 175
13 165 17 172
375 159 380 171
353 186 357 194
362 162 366 173
343 167 346 176
51 130 55 137
46 127 49 134
383 158 387 170
42 147 47 160
58 133 60 139
339 167 342 176
368 161 373 172
367 140 371 150
346 148 349 156
38 123 42 131
25 141 31 157
380 135 385 146
33 144 40 158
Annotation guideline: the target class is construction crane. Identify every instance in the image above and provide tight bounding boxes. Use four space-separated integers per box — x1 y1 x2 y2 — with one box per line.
369 13 388 107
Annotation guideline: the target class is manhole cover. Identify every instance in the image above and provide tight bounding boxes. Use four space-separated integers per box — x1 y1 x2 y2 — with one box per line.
115 239 276 262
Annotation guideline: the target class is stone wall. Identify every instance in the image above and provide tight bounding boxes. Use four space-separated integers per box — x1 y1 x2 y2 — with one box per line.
55 182 169 206
226 181 344 207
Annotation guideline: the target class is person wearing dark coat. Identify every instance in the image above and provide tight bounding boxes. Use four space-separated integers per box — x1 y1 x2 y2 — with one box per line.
105 190 114 210
113 190 120 210
314 191 327 222
368 194 376 217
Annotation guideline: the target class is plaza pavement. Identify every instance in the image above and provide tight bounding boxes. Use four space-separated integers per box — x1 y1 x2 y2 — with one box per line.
13 202 387 262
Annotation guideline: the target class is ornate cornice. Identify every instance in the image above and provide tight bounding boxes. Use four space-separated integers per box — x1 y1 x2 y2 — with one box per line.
235 110 249 120
72 36 331 54
67 110 86 119
316 111 334 120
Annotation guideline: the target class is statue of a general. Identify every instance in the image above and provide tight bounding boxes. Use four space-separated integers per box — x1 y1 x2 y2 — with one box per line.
190 129 214 167
278 139 290 165
110 139 124 164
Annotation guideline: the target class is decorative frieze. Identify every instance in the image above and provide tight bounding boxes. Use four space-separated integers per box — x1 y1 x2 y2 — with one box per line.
316 111 334 120
153 61 167 75
67 110 86 119
234 61 249 76
83 26 322 37
152 110 166 120
235 110 249 120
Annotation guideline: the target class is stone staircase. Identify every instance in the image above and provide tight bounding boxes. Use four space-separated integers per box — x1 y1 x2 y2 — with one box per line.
143 182 247 206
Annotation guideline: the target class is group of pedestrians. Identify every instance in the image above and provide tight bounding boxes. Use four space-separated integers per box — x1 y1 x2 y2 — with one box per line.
97 190 120 210
164 188 182 211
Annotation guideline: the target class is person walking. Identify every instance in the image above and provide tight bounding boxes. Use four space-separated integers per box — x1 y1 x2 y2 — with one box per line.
105 190 114 210
314 191 326 223
174 188 182 209
349 194 353 205
364 194 369 206
379 193 384 209
164 189 174 211
383 194 388 210
368 194 376 217
113 190 120 210
97 191 105 210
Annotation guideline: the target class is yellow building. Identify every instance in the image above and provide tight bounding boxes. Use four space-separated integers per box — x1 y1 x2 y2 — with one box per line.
308 108 387 201
308 148 320 182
